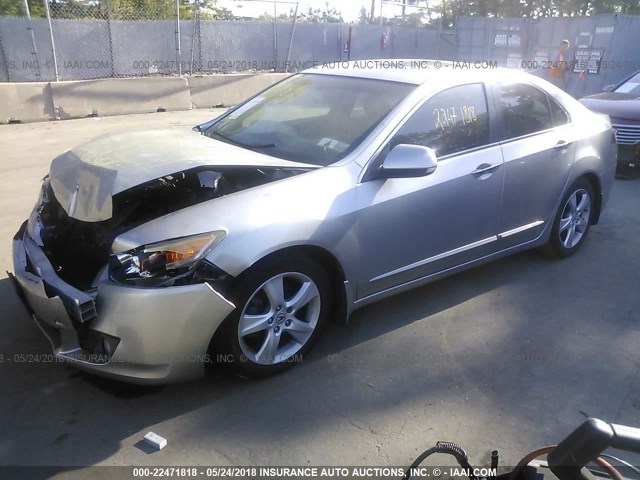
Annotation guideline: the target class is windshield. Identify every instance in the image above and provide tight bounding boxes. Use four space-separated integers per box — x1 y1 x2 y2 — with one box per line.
614 72 640 95
204 73 415 166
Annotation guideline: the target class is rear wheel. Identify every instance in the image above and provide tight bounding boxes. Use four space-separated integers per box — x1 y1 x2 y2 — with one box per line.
213 255 332 378
541 178 594 258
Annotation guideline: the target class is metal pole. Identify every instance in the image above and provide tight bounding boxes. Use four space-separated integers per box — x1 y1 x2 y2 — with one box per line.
190 0 199 74
105 0 115 77
438 0 443 59
41 0 60 82
0 33 11 82
338 20 342 61
175 0 182 76
21 0 41 80
284 1 298 72
379 0 384 57
42 0 59 81
273 2 278 66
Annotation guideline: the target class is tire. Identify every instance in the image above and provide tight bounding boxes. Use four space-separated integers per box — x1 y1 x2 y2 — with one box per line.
212 254 332 378
541 178 595 258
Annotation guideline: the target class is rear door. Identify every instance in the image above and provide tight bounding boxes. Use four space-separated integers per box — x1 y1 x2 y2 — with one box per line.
491 82 576 246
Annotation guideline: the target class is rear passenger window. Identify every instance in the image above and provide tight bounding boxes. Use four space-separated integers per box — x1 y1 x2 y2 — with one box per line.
390 83 490 158
549 96 569 126
495 83 554 140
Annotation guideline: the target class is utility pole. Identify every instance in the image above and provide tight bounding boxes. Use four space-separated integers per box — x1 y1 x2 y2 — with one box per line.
370 0 375 22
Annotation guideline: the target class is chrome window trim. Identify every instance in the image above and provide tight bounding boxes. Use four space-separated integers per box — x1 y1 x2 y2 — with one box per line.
435 141 502 161
497 123 572 146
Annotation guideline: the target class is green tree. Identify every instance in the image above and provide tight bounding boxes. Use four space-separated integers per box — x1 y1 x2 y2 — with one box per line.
199 0 236 20
0 0 45 17
5 0 640 24
379 0 437 28
102 0 191 20
2 0 238 20
299 2 343 23
358 5 368 24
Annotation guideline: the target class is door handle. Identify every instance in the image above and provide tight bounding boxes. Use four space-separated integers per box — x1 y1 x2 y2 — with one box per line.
553 140 572 151
471 163 500 175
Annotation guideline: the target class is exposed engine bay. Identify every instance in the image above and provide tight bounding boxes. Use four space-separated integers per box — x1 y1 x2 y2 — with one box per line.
37 165 314 291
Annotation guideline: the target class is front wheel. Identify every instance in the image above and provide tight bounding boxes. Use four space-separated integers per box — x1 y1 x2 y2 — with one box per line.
213 255 332 378
541 178 594 258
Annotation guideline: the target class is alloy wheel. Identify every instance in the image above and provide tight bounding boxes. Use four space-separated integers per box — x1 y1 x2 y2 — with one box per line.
237 272 321 365
559 188 591 249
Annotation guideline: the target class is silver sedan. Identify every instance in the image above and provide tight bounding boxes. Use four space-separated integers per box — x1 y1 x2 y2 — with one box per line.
11 62 617 384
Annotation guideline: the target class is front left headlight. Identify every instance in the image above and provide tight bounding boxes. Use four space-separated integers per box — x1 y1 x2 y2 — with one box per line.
109 230 226 286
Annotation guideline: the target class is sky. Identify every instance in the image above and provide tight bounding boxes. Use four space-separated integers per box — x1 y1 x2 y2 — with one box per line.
217 0 411 23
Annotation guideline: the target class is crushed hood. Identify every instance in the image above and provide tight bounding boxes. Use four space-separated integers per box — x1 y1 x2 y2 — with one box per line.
49 128 314 222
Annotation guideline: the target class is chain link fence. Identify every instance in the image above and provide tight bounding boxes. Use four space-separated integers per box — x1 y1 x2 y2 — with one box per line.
456 14 640 97
0 1 454 82
2 2 638 96
0 0 279 81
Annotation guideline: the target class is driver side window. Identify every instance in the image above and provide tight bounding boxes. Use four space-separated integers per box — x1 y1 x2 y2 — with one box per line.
390 83 490 158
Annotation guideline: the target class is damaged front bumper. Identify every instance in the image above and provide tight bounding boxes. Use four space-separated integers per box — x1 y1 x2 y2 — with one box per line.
10 221 235 384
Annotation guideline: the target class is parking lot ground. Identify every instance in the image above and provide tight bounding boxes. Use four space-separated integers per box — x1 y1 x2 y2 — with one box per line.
0 111 639 478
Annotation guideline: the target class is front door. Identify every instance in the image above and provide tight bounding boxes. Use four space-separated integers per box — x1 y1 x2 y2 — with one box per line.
356 83 505 298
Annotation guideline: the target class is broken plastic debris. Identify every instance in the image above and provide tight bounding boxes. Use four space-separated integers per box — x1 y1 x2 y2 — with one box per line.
144 432 167 450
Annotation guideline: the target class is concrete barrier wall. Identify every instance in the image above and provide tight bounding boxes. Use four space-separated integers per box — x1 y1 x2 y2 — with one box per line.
0 82 56 123
0 73 290 124
187 73 288 108
50 77 192 119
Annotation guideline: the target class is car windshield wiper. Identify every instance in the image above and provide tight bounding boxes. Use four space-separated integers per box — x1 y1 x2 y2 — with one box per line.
209 130 276 150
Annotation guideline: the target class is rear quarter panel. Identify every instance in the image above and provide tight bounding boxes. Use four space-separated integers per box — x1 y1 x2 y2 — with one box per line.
536 75 617 220
567 105 617 216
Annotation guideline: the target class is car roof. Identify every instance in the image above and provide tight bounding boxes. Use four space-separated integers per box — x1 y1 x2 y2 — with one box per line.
303 59 525 85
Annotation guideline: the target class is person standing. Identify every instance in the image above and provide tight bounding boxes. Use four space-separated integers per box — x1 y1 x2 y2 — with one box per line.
548 39 570 90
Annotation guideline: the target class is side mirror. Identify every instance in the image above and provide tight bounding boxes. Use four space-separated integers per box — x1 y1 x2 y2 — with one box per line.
602 84 615 92
378 144 438 179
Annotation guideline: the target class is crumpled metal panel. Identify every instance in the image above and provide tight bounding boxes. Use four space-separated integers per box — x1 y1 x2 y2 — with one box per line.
47 127 314 222
49 151 116 223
